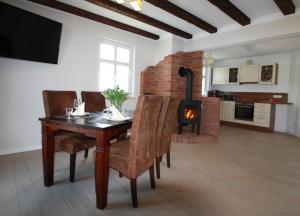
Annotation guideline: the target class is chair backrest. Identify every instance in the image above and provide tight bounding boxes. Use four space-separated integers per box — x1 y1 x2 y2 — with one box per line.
156 97 180 157
81 91 106 113
42 90 77 117
129 95 163 176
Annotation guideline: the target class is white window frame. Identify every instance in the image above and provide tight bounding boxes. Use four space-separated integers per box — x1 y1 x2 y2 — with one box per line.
98 39 135 96
202 66 213 96
202 66 207 96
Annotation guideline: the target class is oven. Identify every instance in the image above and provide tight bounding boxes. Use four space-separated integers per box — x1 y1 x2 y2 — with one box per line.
235 102 254 121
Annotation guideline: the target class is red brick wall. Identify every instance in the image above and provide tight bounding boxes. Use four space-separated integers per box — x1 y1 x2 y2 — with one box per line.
140 51 220 137
170 51 203 100
200 97 221 137
141 51 202 98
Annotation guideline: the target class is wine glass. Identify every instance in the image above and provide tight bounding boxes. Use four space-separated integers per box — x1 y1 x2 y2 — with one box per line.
65 108 73 119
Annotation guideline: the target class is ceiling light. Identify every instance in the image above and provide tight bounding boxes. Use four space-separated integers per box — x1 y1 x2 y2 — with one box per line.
130 0 142 11
203 53 215 66
116 0 125 3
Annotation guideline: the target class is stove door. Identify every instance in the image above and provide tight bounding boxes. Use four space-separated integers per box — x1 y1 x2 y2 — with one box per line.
235 103 254 121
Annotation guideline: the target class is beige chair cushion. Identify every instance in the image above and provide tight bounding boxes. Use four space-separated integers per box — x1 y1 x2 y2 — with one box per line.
55 134 95 154
43 90 95 154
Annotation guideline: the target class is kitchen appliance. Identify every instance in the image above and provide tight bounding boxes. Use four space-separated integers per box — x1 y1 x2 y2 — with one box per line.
235 102 254 121
208 90 223 97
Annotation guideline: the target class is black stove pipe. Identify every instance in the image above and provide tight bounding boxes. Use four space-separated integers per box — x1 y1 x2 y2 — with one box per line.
178 67 193 101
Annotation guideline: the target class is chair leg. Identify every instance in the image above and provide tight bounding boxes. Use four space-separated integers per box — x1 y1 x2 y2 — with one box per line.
119 172 123 178
70 154 76 182
149 164 156 189
130 178 138 208
167 151 171 168
84 149 88 159
155 159 161 179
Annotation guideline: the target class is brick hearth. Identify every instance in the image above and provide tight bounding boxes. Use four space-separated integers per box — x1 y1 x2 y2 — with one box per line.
140 51 221 143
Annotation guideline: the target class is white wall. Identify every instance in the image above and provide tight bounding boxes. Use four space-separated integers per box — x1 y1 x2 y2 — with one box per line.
288 50 300 137
152 37 173 65
0 0 160 155
185 13 300 52
152 36 185 65
297 68 300 138
211 53 292 133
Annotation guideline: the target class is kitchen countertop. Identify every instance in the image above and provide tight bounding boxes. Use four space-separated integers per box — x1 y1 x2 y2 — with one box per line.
221 99 293 105
259 100 293 105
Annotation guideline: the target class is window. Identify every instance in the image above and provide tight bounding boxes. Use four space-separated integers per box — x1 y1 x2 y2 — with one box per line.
98 40 134 94
202 67 207 96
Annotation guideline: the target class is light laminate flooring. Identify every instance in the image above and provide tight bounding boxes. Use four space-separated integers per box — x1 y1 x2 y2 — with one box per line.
0 126 300 216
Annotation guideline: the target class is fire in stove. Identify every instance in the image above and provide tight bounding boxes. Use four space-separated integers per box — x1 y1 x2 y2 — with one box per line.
184 108 196 119
177 67 202 135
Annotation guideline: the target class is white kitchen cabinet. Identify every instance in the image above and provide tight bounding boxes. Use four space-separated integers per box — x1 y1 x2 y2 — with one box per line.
212 67 228 85
221 101 235 122
228 67 239 84
253 103 271 127
259 64 278 85
240 64 260 83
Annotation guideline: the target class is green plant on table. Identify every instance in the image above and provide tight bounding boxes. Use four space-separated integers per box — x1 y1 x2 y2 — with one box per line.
102 86 130 110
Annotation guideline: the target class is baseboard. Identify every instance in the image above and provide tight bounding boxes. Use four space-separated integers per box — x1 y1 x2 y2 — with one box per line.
0 145 41 156
221 121 273 132
285 129 296 136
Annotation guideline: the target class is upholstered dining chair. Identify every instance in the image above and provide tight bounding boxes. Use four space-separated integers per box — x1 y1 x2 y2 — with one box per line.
155 97 180 179
81 91 106 113
42 90 95 182
94 95 163 208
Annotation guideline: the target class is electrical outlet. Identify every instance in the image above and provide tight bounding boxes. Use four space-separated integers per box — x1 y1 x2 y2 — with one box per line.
273 94 283 99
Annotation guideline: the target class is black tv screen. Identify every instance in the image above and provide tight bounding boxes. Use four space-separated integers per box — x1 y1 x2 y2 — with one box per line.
0 2 62 64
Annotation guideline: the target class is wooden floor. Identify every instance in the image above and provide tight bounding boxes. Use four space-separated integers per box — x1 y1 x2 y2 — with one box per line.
1 126 300 216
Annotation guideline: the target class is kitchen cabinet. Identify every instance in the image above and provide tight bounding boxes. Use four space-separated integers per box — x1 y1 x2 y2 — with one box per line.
259 64 278 84
221 101 235 122
228 67 239 84
221 101 275 130
253 103 271 127
239 64 260 83
212 62 278 85
212 67 228 85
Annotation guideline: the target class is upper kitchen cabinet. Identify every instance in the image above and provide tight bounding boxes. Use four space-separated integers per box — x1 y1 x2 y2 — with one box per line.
239 64 260 83
259 63 278 85
212 67 228 85
228 67 239 84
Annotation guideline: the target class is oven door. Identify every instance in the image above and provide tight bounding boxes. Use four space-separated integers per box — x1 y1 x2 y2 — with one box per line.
235 103 254 121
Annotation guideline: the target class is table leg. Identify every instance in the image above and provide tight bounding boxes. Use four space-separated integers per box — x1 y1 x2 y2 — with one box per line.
95 131 110 209
41 122 55 186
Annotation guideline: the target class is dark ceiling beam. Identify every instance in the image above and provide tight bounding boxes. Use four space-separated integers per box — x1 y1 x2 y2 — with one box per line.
144 0 217 33
207 0 251 26
86 0 193 39
27 0 159 40
273 0 295 15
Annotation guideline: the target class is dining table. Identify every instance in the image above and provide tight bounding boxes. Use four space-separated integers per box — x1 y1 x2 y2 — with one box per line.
39 112 133 209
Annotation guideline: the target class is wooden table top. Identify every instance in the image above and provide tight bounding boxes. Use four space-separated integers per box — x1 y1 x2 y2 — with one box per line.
39 112 133 130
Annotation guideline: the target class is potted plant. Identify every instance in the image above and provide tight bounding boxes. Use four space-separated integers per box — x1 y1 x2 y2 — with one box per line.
102 86 130 111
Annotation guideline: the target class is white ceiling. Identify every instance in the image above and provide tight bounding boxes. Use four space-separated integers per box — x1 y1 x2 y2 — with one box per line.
58 0 300 39
207 35 300 60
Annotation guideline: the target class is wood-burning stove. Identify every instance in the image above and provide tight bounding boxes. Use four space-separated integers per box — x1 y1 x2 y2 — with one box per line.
177 67 202 135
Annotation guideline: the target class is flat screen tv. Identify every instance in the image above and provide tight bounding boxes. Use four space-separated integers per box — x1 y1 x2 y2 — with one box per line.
0 2 62 64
